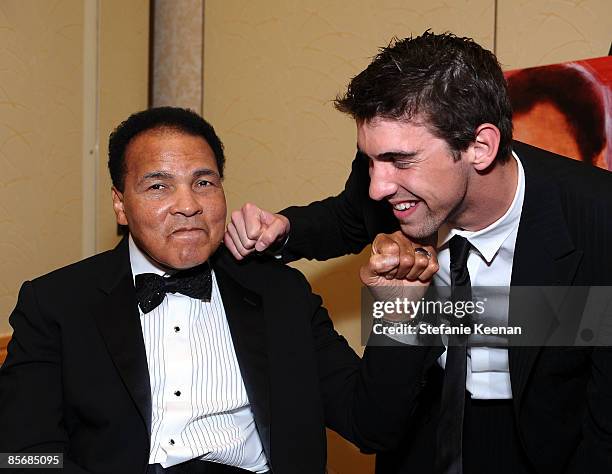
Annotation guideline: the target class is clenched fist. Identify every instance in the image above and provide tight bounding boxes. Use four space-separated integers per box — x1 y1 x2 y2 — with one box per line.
224 202 290 260
360 230 439 288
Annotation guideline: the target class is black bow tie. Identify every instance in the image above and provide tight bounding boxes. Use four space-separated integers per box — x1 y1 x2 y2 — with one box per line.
134 263 212 314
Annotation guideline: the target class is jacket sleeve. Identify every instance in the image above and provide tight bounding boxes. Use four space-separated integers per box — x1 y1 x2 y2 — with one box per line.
302 273 442 452
279 152 373 262
0 282 92 474
565 347 612 473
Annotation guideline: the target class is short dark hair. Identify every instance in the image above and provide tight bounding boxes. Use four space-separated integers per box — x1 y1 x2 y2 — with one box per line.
507 64 606 165
108 106 225 191
335 31 513 162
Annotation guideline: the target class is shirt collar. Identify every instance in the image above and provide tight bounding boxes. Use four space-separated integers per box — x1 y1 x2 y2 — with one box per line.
128 234 169 283
437 150 525 263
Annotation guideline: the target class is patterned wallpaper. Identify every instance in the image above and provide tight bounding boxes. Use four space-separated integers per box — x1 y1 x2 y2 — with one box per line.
0 0 85 334
497 0 612 69
97 0 150 253
0 0 149 334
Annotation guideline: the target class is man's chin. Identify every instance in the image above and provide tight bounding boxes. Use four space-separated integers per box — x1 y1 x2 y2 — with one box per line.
160 257 207 271
154 245 219 271
399 223 437 243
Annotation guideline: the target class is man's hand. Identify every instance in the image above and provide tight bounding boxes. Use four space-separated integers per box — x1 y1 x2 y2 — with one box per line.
224 202 290 260
361 231 439 322
360 231 439 287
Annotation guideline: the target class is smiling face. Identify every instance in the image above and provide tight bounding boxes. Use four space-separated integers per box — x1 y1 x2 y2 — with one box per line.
112 129 226 270
358 117 472 240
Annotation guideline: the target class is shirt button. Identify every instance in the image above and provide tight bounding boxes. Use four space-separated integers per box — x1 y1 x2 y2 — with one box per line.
174 326 180 332
174 390 181 397
169 439 175 445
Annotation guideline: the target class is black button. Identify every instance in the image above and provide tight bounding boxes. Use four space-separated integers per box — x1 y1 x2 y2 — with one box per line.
174 390 181 397
169 439 175 445
174 326 180 332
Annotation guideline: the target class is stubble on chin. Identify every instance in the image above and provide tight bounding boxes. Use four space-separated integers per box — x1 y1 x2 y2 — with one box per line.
399 216 440 242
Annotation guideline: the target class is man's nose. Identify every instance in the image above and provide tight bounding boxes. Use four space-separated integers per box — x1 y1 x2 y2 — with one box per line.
369 161 398 201
170 186 203 216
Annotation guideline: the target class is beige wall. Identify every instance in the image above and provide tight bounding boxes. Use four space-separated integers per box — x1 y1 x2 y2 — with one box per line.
497 0 612 69
97 0 150 252
0 0 149 335
203 1 612 473
0 0 85 334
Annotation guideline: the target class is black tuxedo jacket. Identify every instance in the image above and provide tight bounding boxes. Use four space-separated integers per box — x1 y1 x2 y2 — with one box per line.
0 240 432 474
281 141 612 473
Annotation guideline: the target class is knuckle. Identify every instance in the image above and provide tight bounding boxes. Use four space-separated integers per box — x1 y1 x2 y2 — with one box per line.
246 227 260 240
380 241 399 255
399 254 415 267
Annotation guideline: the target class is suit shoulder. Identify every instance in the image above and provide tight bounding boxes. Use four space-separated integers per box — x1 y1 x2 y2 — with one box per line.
515 141 612 202
29 247 119 291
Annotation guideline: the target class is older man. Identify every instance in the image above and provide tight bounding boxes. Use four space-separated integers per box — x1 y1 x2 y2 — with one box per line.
0 107 427 474
226 32 612 474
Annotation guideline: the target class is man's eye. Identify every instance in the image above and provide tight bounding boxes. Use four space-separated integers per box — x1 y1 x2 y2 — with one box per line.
394 161 412 169
148 183 165 190
196 180 212 187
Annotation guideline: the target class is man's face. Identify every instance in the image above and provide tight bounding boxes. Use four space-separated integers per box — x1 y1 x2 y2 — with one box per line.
358 117 471 240
513 101 607 169
112 129 226 270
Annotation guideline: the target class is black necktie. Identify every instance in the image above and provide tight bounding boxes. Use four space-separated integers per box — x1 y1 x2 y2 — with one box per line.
134 263 212 314
436 235 472 474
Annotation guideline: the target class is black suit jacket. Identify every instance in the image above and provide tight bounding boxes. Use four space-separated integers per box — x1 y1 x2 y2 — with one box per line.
280 141 612 473
0 240 433 474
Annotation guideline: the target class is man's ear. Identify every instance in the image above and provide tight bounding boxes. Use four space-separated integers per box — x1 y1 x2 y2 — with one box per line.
111 187 128 226
470 123 501 171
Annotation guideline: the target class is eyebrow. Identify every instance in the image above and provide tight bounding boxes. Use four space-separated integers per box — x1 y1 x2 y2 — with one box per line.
141 171 173 181
140 168 220 181
192 169 220 179
357 147 419 161
377 151 418 161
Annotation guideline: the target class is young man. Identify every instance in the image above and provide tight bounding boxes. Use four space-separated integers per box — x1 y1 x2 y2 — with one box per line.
226 32 612 474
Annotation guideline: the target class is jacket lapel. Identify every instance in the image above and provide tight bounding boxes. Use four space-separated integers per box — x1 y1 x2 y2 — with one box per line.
213 255 272 462
92 238 152 435
509 146 583 406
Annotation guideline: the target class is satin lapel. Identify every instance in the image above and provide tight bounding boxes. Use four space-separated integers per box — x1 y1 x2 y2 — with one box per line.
92 238 152 435
213 260 271 460
509 150 583 407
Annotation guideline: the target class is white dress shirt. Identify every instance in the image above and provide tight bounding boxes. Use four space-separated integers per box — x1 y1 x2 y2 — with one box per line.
434 151 525 399
129 236 269 471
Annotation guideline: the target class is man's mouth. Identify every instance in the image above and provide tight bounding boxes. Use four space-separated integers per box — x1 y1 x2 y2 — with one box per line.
171 227 206 236
392 201 419 211
390 200 420 219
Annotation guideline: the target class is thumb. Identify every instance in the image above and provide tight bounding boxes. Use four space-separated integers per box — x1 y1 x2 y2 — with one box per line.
255 211 278 251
